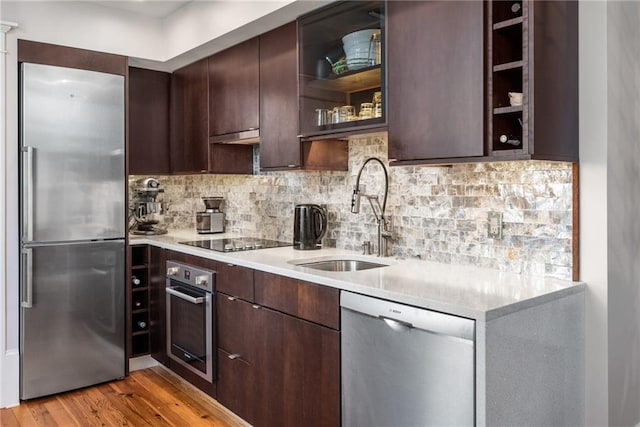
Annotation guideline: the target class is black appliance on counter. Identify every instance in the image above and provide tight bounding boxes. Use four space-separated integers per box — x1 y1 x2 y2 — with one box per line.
293 204 327 250
180 237 291 252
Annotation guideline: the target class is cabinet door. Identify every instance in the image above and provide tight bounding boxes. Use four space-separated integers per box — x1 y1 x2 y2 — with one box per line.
149 246 167 365
387 1 485 162
129 67 171 174
170 58 209 173
217 294 257 425
254 308 340 427
208 38 259 137
529 0 578 161
259 22 300 170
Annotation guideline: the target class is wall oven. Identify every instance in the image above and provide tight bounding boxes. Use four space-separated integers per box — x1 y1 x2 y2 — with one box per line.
165 261 215 382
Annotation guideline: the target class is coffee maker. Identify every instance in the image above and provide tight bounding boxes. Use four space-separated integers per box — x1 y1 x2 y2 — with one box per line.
129 177 167 235
196 197 225 234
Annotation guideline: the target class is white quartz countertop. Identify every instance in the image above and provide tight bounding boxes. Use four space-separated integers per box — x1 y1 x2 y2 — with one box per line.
131 230 584 321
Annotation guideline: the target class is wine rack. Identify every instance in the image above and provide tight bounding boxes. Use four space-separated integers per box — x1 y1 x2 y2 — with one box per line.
129 245 150 357
488 0 527 155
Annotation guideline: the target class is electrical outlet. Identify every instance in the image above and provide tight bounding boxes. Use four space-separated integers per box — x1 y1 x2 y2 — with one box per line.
487 211 503 239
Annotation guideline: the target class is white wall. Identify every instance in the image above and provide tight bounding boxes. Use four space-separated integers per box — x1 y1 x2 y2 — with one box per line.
579 1 609 425
607 1 640 425
1 1 165 59
0 19 19 410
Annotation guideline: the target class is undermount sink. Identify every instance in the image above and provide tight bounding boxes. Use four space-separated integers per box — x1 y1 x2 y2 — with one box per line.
293 258 389 272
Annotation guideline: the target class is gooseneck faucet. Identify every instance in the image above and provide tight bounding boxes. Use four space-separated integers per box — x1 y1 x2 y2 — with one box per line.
351 157 392 256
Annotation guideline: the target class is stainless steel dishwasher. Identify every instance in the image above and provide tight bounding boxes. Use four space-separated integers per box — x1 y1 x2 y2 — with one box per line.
341 291 475 426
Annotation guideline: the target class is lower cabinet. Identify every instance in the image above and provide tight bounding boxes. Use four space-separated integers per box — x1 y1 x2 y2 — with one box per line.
254 307 340 427
217 268 341 427
216 293 258 424
143 248 341 426
148 245 167 365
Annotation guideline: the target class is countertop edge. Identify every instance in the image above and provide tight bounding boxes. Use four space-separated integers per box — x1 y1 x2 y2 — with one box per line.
130 236 585 322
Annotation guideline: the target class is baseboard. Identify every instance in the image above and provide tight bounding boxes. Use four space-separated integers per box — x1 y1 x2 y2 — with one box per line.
129 355 159 372
1 349 20 408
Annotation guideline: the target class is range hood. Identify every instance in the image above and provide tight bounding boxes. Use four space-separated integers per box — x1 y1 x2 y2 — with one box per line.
209 129 260 144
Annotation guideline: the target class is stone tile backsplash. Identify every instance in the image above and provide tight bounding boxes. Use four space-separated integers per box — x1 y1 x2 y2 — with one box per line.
131 135 574 279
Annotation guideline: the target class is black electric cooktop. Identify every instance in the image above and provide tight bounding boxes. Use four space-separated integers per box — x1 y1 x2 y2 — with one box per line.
179 237 291 252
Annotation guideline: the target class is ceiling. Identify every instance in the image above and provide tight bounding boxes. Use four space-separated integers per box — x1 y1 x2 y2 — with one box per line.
92 0 192 18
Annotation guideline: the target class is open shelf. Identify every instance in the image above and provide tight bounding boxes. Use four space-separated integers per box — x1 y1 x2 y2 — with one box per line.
493 60 523 72
493 16 524 30
306 65 381 93
128 244 151 360
494 105 523 115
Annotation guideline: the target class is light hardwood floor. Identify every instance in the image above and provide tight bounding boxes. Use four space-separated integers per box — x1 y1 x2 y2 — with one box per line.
0 366 249 426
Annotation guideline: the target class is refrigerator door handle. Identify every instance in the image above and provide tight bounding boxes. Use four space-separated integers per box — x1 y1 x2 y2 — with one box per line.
22 146 34 242
22 248 33 308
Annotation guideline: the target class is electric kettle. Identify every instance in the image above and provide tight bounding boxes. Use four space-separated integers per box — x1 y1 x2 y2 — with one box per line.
293 204 327 250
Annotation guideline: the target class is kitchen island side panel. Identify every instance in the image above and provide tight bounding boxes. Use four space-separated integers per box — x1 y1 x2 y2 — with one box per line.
480 291 584 426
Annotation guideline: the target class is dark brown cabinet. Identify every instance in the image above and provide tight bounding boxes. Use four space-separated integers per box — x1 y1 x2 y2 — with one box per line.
148 245 167 365
215 260 257 424
128 67 171 175
128 245 151 359
215 267 340 427
253 271 340 427
208 38 259 138
216 294 258 424
170 58 209 173
387 0 485 164
254 307 340 427
488 0 578 161
387 0 578 165
297 1 386 140
259 22 301 170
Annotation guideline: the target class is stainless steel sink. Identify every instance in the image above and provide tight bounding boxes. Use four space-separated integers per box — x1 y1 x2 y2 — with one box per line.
295 259 389 272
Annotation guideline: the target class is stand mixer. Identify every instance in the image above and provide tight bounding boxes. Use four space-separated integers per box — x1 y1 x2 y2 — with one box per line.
129 177 168 235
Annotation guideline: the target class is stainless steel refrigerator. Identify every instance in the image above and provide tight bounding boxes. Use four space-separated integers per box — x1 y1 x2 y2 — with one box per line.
19 62 126 399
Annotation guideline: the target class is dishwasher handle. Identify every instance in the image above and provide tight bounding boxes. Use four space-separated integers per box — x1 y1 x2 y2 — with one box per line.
379 315 413 332
341 291 475 342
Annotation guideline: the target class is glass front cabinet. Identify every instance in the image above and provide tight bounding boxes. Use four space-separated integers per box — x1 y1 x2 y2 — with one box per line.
298 1 386 139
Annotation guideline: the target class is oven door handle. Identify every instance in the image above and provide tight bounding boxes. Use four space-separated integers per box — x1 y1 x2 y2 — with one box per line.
166 287 206 304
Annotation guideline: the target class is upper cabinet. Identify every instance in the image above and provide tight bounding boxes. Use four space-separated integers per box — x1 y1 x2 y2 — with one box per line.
387 0 485 164
387 0 578 165
298 1 386 140
128 67 171 175
208 38 260 141
488 0 578 162
170 58 209 173
259 22 301 170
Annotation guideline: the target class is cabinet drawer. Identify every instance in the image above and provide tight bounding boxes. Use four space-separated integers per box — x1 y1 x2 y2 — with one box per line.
217 293 257 364
254 271 339 330
214 262 254 301
217 349 254 425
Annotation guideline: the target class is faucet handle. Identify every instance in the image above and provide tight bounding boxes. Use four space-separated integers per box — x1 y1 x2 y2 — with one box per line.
361 241 372 255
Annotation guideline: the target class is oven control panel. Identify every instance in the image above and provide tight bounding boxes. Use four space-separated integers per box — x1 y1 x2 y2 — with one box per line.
166 260 214 293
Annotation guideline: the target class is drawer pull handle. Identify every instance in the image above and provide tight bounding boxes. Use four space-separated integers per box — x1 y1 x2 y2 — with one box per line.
228 353 241 360
252 304 261 309
226 263 235 267
227 296 237 301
